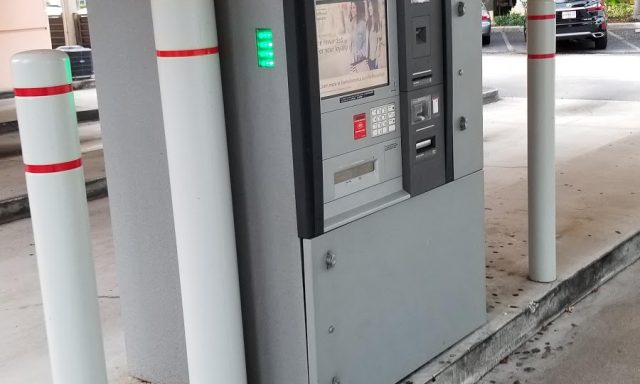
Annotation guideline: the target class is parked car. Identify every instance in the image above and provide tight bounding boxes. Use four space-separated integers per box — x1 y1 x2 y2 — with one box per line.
482 3 492 45
524 0 608 50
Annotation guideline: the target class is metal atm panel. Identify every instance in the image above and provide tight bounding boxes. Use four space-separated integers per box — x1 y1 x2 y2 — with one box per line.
214 0 487 382
304 171 486 384
448 0 484 179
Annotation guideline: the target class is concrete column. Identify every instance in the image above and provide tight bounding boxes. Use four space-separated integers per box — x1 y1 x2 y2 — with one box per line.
527 0 557 283
87 0 188 382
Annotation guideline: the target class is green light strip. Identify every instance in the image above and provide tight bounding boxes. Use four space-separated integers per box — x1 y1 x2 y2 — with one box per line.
256 28 275 69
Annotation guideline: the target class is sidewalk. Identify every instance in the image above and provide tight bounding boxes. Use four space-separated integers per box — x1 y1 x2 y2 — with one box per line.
1 97 640 383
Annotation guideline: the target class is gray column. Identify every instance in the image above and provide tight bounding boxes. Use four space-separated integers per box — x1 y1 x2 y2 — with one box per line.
87 0 188 382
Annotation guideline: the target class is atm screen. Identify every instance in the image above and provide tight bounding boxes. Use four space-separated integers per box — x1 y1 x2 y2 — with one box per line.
315 0 389 99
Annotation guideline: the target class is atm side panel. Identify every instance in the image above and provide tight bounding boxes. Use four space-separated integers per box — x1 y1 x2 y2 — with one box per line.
216 1 310 384
303 171 487 384
449 0 484 179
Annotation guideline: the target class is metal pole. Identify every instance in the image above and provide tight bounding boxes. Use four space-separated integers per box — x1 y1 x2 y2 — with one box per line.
149 1 248 383
11 50 108 384
527 0 557 283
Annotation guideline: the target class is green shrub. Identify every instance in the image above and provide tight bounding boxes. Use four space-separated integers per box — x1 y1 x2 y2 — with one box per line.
605 0 633 5
494 14 526 26
607 3 634 20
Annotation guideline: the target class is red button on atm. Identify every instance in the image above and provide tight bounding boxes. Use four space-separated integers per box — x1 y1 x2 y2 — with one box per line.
353 113 367 140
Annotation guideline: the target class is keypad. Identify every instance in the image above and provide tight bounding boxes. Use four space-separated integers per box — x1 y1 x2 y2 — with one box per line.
371 103 397 137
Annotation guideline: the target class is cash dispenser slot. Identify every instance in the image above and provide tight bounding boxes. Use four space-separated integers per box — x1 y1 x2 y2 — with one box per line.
412 74 433 87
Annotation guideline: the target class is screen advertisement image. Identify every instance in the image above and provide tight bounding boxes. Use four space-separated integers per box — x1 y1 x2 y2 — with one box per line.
315 0 389 99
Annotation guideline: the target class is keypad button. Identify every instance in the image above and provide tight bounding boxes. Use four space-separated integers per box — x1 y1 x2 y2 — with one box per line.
389 118 396 124
381 114 387 120
389 111 396 118
382 127 388 134
388 104 395 111
389 124 396 132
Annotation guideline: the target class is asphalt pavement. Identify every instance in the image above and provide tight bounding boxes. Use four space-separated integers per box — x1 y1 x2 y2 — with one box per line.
483 24 640 55
482 25 640 103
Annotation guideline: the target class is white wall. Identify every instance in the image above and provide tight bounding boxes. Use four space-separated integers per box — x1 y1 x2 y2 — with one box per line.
0 0 52 91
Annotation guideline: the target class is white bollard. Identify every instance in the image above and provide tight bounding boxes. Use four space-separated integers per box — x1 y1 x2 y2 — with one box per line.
149 1 248 383
11 50 108 384
527 0 557 283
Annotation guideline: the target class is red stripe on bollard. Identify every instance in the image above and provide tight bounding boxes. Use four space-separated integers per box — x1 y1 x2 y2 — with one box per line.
25 158 83 174
156 47 219 58
528 53 556 59
528 14 556 20
14 84 73 97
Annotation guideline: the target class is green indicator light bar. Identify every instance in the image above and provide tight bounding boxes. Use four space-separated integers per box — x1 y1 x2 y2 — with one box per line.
256 28 275 69
256 30 273 40
258 51 274 59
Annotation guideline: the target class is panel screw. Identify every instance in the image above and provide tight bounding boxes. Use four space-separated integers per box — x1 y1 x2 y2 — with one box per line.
328 325 335 334
458 69 464 76
332 377 341 384
459 116 468 131
457 1 466 16
325 252 337 269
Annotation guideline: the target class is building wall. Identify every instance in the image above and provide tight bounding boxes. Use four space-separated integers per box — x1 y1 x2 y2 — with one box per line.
0 0 51 92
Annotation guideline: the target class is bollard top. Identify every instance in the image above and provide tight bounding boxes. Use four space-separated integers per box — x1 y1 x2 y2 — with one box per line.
151 0 218 51
11 50 72 89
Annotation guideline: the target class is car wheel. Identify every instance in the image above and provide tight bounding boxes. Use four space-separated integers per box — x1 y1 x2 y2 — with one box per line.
594 33 607 50
483 34 491 45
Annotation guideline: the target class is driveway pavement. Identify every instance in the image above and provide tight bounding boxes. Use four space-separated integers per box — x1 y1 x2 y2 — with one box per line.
483 24 640 55
480 257 640 384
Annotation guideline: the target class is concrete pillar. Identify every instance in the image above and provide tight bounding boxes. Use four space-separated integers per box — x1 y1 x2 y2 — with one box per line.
87 0 188 382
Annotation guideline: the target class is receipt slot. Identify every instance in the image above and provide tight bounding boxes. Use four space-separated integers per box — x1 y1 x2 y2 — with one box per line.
216 0 485 383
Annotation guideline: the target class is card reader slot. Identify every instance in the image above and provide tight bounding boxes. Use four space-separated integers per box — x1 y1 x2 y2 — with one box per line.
416 137 436 160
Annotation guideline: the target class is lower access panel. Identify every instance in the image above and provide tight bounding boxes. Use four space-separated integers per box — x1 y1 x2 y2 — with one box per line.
303 171 486 384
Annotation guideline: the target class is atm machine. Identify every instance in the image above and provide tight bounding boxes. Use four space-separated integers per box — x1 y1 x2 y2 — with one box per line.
216 0 485 383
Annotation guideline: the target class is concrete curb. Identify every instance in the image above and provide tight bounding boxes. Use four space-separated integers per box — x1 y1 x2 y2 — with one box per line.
0 177 108 224
0 109 100 135
483 88 500 105
607 22 640 30
406 231 640 384
491 26 524 33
